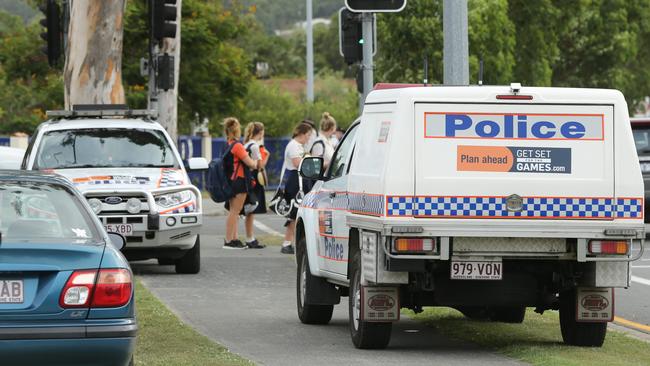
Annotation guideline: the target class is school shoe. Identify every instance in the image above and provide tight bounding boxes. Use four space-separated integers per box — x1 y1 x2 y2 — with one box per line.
246 239 266 249
223 239 247 250
280 245 295 254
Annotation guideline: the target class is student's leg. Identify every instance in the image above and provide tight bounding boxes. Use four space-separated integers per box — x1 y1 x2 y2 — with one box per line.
284 220 295 244
245 214 255 240
226 193 246 242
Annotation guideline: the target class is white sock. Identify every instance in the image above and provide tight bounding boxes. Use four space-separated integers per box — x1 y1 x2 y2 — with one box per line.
247 237 255 243
282 241 292 247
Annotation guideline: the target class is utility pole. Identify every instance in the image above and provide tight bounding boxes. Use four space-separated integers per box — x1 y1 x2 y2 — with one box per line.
360 12 373 104
443 0 469 85
306 0 314 102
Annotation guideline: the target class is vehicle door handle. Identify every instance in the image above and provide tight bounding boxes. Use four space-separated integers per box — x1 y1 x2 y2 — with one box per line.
329 192 336 199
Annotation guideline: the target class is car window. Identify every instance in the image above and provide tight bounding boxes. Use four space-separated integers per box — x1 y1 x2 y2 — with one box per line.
0 181 100 243
34 128 179 170
327 123 359 180
633 126 650 156
21 127 39 169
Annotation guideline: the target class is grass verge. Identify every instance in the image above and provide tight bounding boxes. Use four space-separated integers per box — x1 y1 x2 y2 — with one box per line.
135 280 253 366
408 307 650 366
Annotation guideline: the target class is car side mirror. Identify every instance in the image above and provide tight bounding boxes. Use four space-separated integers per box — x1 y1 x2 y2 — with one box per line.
107 232 126 250
187 157 209 171
299 157 324 180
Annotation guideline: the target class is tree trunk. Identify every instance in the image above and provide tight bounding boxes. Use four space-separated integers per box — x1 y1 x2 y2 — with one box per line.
64 0 126 109
156 0 182 142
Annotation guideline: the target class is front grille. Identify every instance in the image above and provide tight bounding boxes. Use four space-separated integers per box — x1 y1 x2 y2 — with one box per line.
85 193 150 215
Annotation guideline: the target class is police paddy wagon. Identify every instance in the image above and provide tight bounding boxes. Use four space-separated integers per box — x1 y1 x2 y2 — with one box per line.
295 83 645 349
22 105 208 274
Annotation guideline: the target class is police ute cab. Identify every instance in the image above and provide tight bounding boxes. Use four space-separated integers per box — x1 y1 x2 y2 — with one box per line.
295 84 645 349
22 105 208 274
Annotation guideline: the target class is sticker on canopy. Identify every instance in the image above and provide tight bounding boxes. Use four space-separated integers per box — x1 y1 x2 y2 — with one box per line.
378 121 391 143
457 146 571 174
158 169 185 188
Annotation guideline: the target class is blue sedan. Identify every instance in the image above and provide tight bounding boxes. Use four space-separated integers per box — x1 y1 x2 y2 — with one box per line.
0 171 136 366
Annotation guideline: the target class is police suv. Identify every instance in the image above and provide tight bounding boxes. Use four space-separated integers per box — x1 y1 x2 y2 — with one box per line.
296 84 644 348
22 106 208 274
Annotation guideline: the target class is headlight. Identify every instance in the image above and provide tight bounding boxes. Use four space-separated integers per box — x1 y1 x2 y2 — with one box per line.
88 198 102 214
155 190 194 209
126 198 142 214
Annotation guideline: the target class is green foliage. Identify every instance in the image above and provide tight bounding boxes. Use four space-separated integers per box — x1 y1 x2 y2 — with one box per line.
0 0 37 23
0 10 63 134
123 0 254 134
229 72 358 138
232 0 342 33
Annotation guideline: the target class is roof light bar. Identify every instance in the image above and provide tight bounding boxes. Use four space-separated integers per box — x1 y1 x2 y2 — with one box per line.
46 109 157 119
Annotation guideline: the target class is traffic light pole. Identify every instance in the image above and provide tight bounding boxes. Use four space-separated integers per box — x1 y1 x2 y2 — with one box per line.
443 0 469 85
360 12 373 108
306 0 314 102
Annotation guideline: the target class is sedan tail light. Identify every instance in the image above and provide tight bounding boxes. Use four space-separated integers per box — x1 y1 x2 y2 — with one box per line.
60 269 132 309
588 240 629 255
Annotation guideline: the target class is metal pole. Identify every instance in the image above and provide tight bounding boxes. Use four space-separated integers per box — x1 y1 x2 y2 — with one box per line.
361 12 373 105
306 0 314 102
443 0 469 85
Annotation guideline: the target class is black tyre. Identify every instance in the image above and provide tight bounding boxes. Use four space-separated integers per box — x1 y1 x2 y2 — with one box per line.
349 251 392 349
175 236 201 274
158 258 174 265
559 289 607 347
490 306 526 323
296 245 334 324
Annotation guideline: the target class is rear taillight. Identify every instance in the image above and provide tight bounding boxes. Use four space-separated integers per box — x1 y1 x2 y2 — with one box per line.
91 269 132 308
60 270 96 307
60 269 132 309
394 238 436 253
588 240 629 255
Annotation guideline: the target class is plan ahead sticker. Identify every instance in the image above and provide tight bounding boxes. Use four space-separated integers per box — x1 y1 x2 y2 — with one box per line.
457 146 571 174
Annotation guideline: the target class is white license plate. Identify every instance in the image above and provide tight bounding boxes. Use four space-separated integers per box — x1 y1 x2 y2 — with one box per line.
104 224 133 236
450 260 502 280
0 280 24 304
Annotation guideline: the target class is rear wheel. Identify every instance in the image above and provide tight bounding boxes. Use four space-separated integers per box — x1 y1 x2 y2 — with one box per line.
349 251 392 349
490 306 526 323
296 241 334 324
559 289 607 347
175 236 201 274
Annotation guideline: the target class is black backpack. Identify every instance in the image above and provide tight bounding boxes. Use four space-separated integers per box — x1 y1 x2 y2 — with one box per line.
206 142 238 203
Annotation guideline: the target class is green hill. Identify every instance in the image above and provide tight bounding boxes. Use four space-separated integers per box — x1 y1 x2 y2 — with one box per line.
233 0 342 32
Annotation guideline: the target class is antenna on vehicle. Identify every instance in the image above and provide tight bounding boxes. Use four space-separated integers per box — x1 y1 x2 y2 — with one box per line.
478 58 484 86
423 55 429 86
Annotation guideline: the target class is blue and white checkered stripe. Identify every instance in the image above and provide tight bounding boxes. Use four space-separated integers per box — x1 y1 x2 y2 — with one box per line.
159 169 184 188
169 202 196 214
386 196 643 219
300 191 385 216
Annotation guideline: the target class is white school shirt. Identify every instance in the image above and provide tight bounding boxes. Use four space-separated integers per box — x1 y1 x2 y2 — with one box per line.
282 139 305 172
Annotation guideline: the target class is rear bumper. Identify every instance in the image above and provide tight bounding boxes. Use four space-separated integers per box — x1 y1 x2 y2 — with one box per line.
0 337 135 366
0 318 137 340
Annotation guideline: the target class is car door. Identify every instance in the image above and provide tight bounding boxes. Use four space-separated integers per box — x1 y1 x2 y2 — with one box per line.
317 123 359 276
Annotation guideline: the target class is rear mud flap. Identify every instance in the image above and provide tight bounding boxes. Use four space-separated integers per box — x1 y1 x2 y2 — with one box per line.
576 287 614 322
360 286 400 322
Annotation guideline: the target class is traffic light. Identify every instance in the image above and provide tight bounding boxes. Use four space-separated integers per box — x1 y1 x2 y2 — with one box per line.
339 9 362 65
157 54 175 91
39 0 62 66
152 0 178 40
345 0 407 12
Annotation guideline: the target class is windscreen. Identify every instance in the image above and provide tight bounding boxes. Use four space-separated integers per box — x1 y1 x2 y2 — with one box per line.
35 128 179 169
0 181 100 243
633 125 650 156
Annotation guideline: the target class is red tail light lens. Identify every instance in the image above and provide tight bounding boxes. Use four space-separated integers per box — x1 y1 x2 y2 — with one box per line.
496 94 533 100
60 269 132 309
60 270 96 308
91 269 133 308
394 238 436 253
588 240 629 255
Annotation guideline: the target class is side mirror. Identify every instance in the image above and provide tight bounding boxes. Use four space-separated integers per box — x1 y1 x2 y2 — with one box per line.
187 157 209 171
299 156 324 180
107 232 126 251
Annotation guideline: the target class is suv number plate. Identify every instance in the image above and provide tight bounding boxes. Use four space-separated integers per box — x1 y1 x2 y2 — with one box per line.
450 260 502 280
105 224 133 236
0 280 24 303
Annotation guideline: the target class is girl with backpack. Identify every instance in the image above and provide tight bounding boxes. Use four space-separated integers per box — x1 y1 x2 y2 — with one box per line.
242 122 269 249
279 122 313 254
223 117 261 250
310 112 337 168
